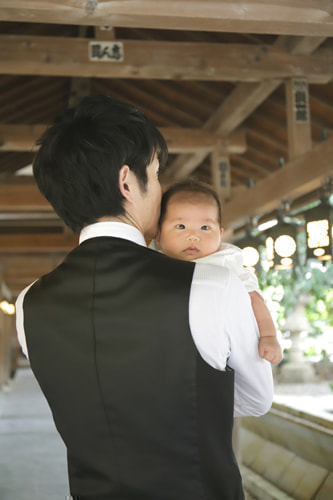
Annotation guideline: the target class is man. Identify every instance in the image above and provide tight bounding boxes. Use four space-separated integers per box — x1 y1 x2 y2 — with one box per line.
16 95 273 499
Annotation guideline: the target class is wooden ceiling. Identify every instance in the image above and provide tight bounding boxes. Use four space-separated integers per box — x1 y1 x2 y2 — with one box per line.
0 1 333 297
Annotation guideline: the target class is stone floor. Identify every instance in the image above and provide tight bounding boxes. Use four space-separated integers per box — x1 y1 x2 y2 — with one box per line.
274 381 333 422
0 368 69 500
1 366 332 500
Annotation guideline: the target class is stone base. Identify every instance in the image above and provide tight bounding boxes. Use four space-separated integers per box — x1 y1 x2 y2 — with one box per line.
277 362 317 384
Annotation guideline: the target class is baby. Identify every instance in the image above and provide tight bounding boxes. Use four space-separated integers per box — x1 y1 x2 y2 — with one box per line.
151 179 283 365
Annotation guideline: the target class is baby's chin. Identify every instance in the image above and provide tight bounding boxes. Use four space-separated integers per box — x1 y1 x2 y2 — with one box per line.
179 249 219 262
177 252 200 262
163 252 196 262
164 249 206 261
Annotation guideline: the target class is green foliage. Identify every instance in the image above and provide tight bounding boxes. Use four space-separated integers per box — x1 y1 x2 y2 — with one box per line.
258 259 333 336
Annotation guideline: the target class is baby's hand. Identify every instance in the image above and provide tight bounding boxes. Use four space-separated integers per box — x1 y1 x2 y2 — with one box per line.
259 336 283 364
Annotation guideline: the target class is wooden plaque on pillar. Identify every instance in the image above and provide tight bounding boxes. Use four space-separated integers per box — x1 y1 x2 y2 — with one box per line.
211 145 231 200
286 78 312 160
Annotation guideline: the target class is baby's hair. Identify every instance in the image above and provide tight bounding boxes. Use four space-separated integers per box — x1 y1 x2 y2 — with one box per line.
159 179 222 227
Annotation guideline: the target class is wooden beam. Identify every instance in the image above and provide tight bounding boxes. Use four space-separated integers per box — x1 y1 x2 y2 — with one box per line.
0 124 247 155
1 36 332 82
163 128 247 154
0 1 332 36
0 233 79 253
222 135 333 228
0 124 45 152
0 216 61 228
0 184 51 211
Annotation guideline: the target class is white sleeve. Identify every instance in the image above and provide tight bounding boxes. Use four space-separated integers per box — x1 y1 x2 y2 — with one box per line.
224 275 273 416
220 243 262 296
236 267 263 297
15 282 36 359
189 263 273 417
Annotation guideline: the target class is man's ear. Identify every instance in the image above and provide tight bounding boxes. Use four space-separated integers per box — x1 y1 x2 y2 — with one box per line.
118 165 132 202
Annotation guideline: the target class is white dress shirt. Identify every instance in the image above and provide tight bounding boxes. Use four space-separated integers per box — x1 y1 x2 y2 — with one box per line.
16 221 273 417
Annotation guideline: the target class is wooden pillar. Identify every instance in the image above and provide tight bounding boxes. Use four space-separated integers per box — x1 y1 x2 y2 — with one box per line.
286 78 312 161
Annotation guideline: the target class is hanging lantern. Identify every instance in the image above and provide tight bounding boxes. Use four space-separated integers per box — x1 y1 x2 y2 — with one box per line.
235 234 264 274
304 199 333 262
265 221 298 270
0 300 15 315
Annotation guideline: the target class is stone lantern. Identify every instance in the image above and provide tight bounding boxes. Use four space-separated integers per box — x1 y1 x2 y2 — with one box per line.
278 294 317 383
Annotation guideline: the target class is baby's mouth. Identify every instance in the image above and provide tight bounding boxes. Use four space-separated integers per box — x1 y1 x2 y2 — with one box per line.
183 246 199 254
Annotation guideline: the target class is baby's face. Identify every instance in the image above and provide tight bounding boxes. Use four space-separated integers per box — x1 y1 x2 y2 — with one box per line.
156 192 223 261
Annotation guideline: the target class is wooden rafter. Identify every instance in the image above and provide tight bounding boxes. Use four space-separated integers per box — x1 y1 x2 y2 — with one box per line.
231 155 271 177
165 34 327 181
0 1 333 36
0 183 51 211
162 80 283 182
247 128 287 155
0 233 78 253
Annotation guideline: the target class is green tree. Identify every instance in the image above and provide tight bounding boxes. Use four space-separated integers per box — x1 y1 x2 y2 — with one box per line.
258 256 333 349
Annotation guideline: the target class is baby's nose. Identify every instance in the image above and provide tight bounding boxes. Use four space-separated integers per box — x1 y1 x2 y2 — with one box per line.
187 231 200 241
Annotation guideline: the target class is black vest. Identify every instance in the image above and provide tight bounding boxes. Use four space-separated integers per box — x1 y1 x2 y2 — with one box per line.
24 237 244 500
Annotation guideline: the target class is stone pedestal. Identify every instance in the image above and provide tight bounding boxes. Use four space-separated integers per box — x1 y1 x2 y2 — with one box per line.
278 295 317 383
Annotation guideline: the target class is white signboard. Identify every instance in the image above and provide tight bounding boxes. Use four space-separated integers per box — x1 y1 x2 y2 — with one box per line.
89 42 124 62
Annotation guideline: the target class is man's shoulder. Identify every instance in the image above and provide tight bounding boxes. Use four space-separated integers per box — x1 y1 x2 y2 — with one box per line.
147 246 196 276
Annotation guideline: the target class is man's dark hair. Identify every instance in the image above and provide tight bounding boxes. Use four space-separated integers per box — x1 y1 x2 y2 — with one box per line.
33 95 168 233
159 179 222 227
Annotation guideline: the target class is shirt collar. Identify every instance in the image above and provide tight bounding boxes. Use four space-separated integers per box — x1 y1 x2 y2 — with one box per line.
79 221 147 247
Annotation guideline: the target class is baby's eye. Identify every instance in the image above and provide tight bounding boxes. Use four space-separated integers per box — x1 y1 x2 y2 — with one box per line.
176 224 185 230
201 225 210 230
